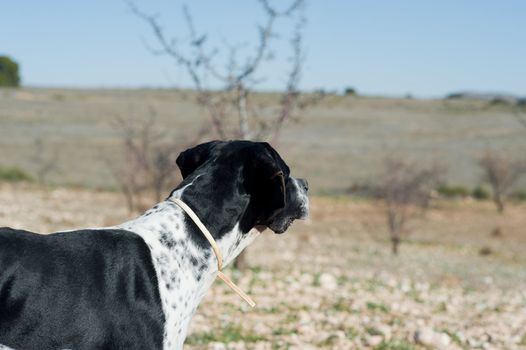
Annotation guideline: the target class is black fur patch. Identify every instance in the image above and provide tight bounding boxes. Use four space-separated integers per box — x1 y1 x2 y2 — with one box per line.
160 230 177 249
0 227 165 349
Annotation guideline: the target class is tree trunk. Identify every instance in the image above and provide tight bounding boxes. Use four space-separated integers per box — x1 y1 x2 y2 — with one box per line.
233 251 247 270
237 85 250 140
494 194 505 213
391 236 400 255
122 185 134 214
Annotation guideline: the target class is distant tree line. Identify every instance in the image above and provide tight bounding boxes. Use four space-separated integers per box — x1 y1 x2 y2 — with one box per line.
0 55 20 87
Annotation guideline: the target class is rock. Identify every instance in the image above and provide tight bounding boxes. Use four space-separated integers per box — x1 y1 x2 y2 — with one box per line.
377 324 392 340
415 327 435 345
415 328 451 349
299 273 313 285
366 335 383 347
436 333 451 348
298 310 311 323
297 324 313 335
468 337 482 348
209 342 226 350
334 330 346 339
319 273 338 290
289 344 318 350
228 342 245 350
253 341 272 350
401 279 412 292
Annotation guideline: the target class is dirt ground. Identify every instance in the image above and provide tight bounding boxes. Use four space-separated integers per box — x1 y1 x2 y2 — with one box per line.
1 183 525 349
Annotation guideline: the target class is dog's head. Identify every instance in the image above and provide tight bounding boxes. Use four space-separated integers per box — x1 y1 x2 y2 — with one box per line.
175 140 308 234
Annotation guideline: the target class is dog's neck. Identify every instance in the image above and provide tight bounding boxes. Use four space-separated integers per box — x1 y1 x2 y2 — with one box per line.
117 182 260 350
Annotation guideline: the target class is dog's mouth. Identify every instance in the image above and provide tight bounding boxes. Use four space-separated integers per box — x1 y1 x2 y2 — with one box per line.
268 210 308 234
275 218 295 234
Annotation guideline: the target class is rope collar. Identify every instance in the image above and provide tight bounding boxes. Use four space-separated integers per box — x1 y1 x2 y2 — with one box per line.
169 197 256 308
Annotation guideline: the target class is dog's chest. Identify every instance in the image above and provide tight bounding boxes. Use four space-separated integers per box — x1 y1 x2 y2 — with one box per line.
119 204 214 350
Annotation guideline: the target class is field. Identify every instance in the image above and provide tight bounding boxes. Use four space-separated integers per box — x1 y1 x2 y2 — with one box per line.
1 88 526 349
1 88 525 194
1 183 525 349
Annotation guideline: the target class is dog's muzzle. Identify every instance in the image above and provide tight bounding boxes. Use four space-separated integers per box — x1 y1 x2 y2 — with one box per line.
296 178 309 219
268 177 309 234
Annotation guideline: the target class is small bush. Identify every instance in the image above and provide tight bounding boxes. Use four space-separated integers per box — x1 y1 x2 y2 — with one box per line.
472 185 491 200
185 324 266 344
366 301 389 313
488 97 512 106
0 56 21 87
347 183 377 198
479 246 493 256
344 86 357 96
436 183 470 198
491 227 502 237
0 166 33 182
445 92 465 99
375 340 415 350
512 189 526 201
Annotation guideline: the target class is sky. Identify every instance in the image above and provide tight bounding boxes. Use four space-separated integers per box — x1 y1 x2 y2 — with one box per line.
1 0 525 97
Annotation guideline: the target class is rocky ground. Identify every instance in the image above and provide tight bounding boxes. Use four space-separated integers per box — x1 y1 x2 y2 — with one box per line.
1 183 525 349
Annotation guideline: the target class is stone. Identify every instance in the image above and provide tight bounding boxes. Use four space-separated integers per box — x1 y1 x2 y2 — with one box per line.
366 335 383 347
209 342 226 350
319 273 338 290
415 328 451 349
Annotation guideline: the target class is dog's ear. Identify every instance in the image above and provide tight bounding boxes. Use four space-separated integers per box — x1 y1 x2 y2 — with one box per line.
176 141 220 179
249 143 289 220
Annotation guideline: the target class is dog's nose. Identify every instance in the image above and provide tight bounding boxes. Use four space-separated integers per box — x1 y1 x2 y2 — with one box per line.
299 178 309 192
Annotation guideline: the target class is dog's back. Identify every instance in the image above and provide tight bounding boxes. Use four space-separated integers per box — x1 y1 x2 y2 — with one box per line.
0 227 165 350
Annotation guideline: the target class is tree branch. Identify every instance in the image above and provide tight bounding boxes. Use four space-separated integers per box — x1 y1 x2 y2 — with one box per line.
127 0 307 144
512 108 526 128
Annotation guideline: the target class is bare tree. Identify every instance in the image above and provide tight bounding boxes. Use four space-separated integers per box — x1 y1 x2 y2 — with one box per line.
127 0 318 268
512 107 526 129
478 150 526 213
377 157 443 255
126 0 317 144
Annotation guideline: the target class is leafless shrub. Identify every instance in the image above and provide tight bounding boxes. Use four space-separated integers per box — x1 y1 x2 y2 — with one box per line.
512 107 526 129
490 227 502 238
377 157 444 255
479 246 493 256
478 150 526 213
108 107 194 213
31 138 59 185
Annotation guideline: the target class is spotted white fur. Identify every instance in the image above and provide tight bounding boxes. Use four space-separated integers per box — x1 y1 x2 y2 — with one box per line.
115 185 261 350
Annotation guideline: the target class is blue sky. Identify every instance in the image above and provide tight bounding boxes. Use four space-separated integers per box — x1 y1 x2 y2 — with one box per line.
1 0 525 97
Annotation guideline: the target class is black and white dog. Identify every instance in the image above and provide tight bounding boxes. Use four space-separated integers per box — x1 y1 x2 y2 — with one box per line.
0 140 309 350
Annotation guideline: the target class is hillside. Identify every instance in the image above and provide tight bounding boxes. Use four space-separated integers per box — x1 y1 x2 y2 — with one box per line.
1 88 525 194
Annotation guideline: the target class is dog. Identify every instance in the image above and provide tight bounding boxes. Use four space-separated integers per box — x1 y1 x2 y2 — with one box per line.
0 140 309 350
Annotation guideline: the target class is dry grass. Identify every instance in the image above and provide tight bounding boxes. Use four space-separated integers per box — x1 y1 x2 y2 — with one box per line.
1 88 525 194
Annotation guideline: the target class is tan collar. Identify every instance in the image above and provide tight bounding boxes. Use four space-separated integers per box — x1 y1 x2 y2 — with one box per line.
169 197 256 308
